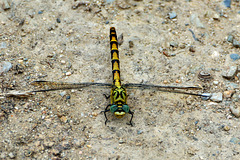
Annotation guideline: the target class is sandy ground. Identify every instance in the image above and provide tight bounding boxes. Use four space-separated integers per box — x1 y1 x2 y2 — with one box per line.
1 0 240 159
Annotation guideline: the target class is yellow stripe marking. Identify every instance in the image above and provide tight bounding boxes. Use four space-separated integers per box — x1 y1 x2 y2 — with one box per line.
114 72 120 80
111 43 118 50
112 52 119 60
113 61 119 70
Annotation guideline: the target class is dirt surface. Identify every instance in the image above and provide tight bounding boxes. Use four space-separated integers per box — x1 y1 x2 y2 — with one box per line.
1 0 240 159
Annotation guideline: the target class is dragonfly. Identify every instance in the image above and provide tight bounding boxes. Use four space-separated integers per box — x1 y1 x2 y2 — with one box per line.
31 27 208 126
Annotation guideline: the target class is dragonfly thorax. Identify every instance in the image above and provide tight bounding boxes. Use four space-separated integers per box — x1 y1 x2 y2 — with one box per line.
111 86 127 104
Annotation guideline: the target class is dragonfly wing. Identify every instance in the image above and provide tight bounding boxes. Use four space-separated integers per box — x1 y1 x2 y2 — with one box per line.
124 83 209 97
124 83 202 90
31 80 112 92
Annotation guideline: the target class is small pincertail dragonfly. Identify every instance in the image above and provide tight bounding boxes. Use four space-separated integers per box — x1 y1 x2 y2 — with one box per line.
31 27 208 126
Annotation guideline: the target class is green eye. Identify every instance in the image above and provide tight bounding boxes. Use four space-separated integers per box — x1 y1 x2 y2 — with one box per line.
122 105 129 113
110 105 118 113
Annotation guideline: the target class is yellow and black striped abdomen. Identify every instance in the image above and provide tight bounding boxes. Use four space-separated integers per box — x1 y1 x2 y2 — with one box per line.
110 27 121 87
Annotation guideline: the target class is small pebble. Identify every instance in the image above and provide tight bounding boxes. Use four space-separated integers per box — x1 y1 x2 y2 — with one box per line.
52 149 61 156
73 139 83 148
163 80 168 84
230 54 240 61
119 139 125 144
213 81 219 85
189 45 196 52
230 105 240 117
190 14 205 28
223 90 235 98
60 116 68 123
210 92 223 102
0 61 12 74
226 82 239 89
2 0 11 10
62 141 71 150
86 145 92 148
223 125 230 131
170 41 178 48
135 142 142 146
211 51 220 58
169 11 177 19
175 79 180 83
56 18 61 23
0 42 7 48
8 152 15 159
59 91 66 97
66 72 71 76
227 35 234 43
229 137 240 144
0 152 7 159
66 95 71 100
233 39 240 48
222 66 238 79
92 112 98 117
213 13 220 20
44 141 55 148
38 11 43 14
129 40 134 48
137 130 143 134
223 0 231 8
60 60 66 64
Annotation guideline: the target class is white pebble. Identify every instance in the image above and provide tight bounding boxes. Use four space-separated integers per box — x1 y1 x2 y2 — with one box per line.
66 72 71 76
230 106 240 118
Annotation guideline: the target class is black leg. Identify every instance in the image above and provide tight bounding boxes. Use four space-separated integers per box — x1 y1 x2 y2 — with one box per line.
127 110 134 126
103 94 110 99
101 104 111 125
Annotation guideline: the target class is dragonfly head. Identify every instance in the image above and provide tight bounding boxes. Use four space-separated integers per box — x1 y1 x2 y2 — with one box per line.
110 104 130 119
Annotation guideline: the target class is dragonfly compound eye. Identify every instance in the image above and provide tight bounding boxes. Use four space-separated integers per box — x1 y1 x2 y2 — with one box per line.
110 105 118 113
122 105 129 113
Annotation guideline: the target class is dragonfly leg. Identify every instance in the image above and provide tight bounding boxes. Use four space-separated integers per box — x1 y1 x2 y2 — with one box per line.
127 110 134 126
103 94 110 99
101 104 111 125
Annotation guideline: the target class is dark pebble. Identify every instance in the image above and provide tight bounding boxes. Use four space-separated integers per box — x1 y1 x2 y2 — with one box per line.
56 18 61 23
66 95 71 100
223 0 231 8
129 40 134 48
38 11 43 14
230 54 240 61
192 136 198 141
189 45 196 52
105 21 109 24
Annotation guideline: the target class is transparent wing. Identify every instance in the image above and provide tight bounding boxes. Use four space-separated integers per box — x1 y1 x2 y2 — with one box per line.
124 83 202 90
31 80 112 92
124 83 209 97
